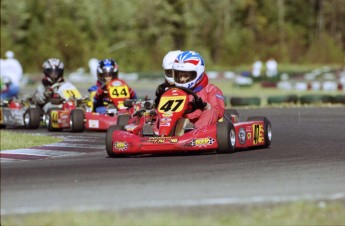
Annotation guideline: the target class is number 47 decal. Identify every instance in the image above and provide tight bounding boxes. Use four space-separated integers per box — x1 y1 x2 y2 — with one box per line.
159 99 185 112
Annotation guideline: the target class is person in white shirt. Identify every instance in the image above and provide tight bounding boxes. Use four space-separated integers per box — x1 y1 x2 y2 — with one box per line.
266 57 278 77
0 50 23 100
252 59 263 78
88 58 99 82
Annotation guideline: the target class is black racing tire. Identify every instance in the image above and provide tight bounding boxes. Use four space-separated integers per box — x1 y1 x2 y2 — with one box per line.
230 97 261 107
299 94 335 105
24 108 41 129
267 95 298 105
46 108 63 132
106 125 126 158
70 109 84 132
117 114 131 127
223 109 239 123
246 116 272 148
216 121 236 154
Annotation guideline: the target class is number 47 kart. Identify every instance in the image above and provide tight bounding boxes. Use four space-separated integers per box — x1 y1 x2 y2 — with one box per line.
106 87 272 157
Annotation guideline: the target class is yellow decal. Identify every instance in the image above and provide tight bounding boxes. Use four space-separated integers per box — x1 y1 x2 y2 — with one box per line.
62 89 82 99
108 85 130 99
147 137 179 143
253 124 264 144
195 138 210 146
170 138 178 143
114 141 128 151
158 96 186 113
0 109 3 123
51 111 59 128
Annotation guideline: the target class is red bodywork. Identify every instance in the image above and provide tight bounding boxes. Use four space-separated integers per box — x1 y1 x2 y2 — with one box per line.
109 88 269 155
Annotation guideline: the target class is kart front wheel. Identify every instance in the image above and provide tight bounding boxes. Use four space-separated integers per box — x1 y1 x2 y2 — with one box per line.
246 116 272 148
46 108 63 132
216 121 236 154
106 125 126 158
24 108 41 129
70 109 84 132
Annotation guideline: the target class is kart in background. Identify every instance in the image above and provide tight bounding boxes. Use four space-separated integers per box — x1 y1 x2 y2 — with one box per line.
106 87 272 157
44 80 153 132
0 98 41 129
44 82 87 132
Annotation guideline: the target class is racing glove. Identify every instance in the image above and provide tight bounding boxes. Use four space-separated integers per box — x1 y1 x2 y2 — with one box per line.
154 84 168 107
194 97 208 110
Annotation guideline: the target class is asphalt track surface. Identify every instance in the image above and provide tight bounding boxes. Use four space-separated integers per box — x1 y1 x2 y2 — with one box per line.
1 106 345 215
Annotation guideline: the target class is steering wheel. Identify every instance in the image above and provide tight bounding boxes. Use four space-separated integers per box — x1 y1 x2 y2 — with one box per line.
176 87 202 114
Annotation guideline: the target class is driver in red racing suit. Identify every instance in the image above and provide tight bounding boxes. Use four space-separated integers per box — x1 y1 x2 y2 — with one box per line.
172 50 225 128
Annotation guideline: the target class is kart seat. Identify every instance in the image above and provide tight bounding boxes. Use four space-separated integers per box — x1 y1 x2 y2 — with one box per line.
174 118 194 136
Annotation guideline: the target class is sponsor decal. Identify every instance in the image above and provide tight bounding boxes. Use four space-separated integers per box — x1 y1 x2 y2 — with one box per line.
161 117 171 123
216 94 224 100
51 111 59 128
190 137 215 147
147 137 178 143
162 113 173 117
246 126 252 132
247 132 251 140
111 81 122 86
238 127 246 144
114 141 128 151
88 120 99 128
60 113 69 120
253 123 264 144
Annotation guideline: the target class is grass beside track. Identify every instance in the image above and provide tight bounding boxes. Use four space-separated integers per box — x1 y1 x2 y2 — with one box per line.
0 130 62 150
2 201 344 226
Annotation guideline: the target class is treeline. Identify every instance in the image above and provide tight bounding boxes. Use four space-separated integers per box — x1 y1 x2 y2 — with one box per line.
1 0 344 73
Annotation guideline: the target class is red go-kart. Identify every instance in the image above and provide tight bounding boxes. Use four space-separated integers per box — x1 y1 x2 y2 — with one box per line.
106 87 272 157
83 81 147 131
44 82 87 132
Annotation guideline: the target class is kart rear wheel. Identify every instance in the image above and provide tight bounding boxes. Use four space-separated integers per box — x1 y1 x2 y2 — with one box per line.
70 109 84 132
216 121 236 154
106 125 126 158
46 108 63 132
246 116 272 148
117 114 130 127
24 108 41 129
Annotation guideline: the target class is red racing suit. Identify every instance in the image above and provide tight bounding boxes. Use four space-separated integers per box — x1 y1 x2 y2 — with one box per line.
184 74 225 128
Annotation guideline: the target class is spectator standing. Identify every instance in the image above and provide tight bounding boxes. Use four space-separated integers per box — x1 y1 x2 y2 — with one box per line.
252 59 263 78
88 58 99 82
0 50 23 99
266 57 278 77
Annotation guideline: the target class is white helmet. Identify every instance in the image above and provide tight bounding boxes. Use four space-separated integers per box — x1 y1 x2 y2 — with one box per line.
172 50 205 89
162 50 182 84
